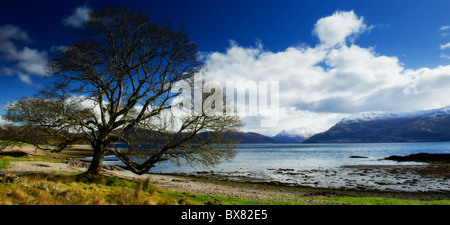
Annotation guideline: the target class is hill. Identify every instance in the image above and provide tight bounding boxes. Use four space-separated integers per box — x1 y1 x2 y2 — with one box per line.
304 107 450 143
271 130 306 143
235 132 278 143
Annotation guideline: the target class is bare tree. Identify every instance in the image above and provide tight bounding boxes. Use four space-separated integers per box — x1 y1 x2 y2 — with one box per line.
3 7 243 175
3 96 88 150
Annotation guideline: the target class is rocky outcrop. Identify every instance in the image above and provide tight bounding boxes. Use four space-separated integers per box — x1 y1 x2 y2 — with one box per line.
384 153 450 163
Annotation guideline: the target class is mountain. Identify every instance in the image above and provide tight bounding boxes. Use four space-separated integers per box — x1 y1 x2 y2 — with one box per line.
233 129 319 143
121 128 277 144
272 131 305 143
122 129 296 144
122 128 319 144
304 107 450 143
271 128 317 143
235 132 278 143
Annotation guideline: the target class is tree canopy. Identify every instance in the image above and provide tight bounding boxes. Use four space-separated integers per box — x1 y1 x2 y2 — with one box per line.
2 7 243 175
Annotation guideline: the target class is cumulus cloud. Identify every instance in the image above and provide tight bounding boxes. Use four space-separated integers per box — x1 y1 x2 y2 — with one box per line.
62 4 92 28
13 47 48 75
438 26 450 37
17 73 32 85
441 53 450 59
203 10 450 134
440 42 450 50
439 29 450 58
313 10 371 47
0 24 48 85
0 24 29 43
439 26 450 32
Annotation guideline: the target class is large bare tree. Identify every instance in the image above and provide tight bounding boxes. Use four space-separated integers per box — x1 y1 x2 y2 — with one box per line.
3 7 243 175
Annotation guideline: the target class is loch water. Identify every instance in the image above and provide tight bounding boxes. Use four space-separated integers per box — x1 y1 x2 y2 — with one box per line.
87 142 450 191
146 142 450 173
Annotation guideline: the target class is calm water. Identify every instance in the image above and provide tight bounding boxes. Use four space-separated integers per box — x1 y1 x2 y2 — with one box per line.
92 142 450 191
102 142 450 173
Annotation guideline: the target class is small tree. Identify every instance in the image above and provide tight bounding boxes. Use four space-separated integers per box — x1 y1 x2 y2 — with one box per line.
3 7 242 175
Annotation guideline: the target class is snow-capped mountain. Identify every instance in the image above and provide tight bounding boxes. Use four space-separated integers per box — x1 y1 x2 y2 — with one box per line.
340 106 450 124
304 106 450 143
284 127 317 138
272 128 317 143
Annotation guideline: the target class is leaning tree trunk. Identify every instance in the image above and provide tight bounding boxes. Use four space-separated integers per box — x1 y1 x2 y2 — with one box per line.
85 145 105 175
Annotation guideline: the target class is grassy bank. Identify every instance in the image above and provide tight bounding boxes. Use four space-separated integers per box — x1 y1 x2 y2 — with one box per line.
1 172 449 205
1 152 449 205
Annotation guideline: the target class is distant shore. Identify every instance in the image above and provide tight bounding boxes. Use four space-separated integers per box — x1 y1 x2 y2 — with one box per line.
1 145 449 202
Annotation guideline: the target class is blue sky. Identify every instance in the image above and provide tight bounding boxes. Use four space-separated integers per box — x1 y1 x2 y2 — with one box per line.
2 0 450 135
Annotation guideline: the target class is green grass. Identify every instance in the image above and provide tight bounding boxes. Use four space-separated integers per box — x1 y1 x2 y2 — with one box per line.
1 153 449 205
1 172 449 205
0 173 317 205
0 140 29 146
1 173 160 205
322 196 450 205
0 157 13 170
188 194 312 205
265 194 450 205
0 155 62 170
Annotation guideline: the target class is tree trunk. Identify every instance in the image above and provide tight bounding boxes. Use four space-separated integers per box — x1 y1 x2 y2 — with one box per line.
85 145 105 175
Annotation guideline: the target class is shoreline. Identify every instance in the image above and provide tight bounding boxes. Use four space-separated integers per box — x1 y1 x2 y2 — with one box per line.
1 146 449 202
155 162 449 193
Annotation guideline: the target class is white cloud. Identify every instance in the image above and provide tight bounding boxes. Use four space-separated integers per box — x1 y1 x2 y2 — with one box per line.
0 115 11 126
313 10 371 47
50 45 69 53
0 24 30 44
0 24 48 85
441 53 450 59
203 10 450 134
13 47 48 75
0 25 29 54
438 26 450 37
440 42 450 50
17 73 32 85
439 26 450 32
62 4 92 28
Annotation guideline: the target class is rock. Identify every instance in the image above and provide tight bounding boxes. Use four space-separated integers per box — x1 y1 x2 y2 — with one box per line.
375 180 391 185
384 153 450 163
68 159 90 168
350 155 368 158
1 174 19 183
34 184 49 191
265 180 283 186
277 168 294 171
103 165 125 171
36 163 51 168
404 179 419 184
171 179 189 183
286 172 300 175
304 191 338 197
